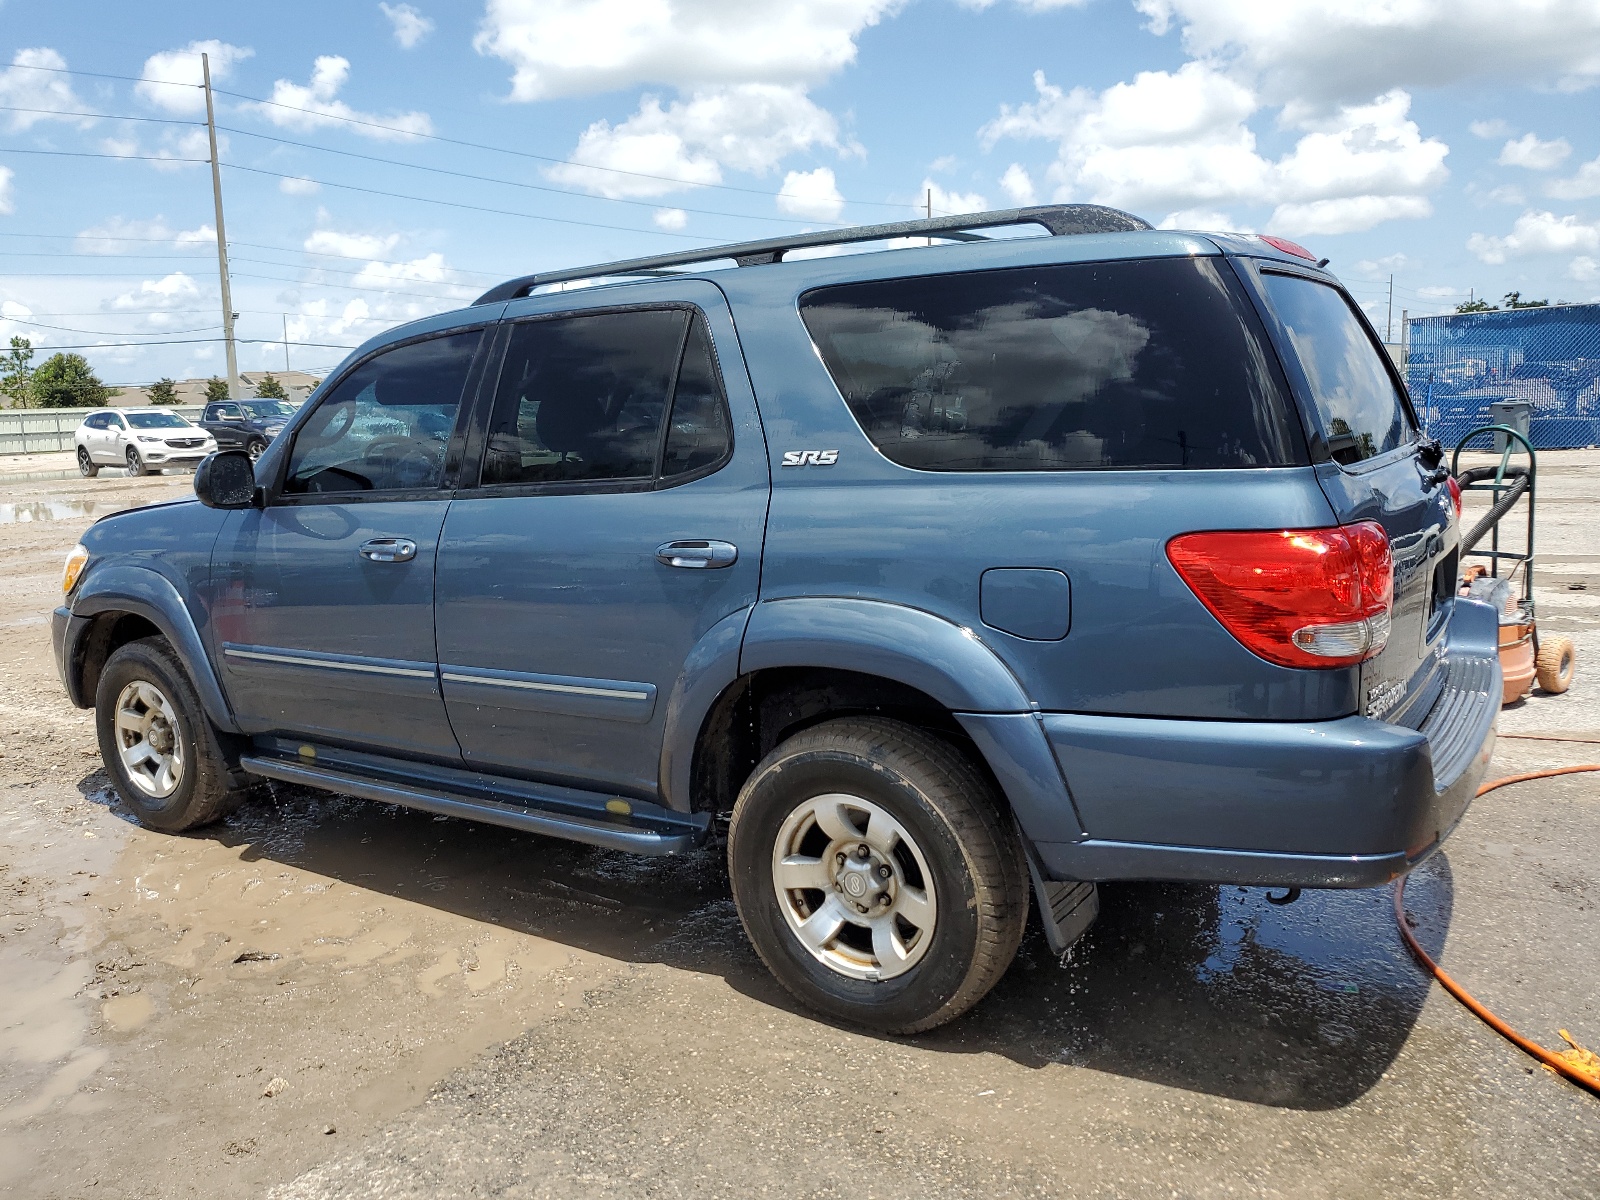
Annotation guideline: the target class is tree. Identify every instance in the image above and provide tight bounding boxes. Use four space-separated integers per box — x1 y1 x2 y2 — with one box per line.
147 377 178 405
1455 299 1494 313
30 352 112 409
0 336 35 408
204 376 230 403
1502 291 1549 309
254 373 288 400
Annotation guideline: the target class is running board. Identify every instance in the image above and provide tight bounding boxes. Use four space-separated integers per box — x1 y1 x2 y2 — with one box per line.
239 754 705 856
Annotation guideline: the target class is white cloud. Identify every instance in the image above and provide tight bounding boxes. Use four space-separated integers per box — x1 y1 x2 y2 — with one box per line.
1469 118 1512 139
2 301 32 320
1498 133 1571 170
0 48 95 130
1157 208 1247 232
999 163 1037 206
1484 183 1528 205
257 56 432 139
1133 0 1600 106
74 217 215 253
111 273 204 311
474 0 898 100
0 165 12 215
304 229 401 260
136 41 253 114
1569 256 1598 282
923 179 988 216
279 176 321 196
548 84 842 199
1353 252 1415 274
985 72 1447 233
777 167 845 221
351 252 465 293
1269 195 1431 236
1547 155 1600 200
175 224 215 246
652 207 688 230
380 3 435 49
1467 210 1600 263
150 128 216 171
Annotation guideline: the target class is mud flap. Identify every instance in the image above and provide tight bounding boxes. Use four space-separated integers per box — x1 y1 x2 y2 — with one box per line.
1025 850 1099 956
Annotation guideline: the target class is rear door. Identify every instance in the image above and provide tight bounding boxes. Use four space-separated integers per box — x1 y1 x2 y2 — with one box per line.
433 286 768 799
1250 265 1457 720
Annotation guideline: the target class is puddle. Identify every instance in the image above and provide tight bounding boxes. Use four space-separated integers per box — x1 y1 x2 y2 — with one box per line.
0 499 109 524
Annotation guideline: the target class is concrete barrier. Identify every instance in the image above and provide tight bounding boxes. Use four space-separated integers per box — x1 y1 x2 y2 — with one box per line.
0 407 206 455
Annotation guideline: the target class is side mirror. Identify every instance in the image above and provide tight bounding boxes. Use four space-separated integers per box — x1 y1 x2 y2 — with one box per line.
194 450 260 509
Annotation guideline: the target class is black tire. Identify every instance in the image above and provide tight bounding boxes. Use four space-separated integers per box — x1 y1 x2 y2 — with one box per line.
727 717 1028 1034
245 437 267 462
77 446 99 478
125 446 147 477
95 636 247 832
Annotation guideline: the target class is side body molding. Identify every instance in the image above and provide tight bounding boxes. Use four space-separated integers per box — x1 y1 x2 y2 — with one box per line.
67 563 240 733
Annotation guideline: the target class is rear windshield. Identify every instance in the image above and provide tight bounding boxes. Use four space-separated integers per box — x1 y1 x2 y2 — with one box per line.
799 257 1303 471
125 411 191 429
1260 273 1412 465
241 400 296 419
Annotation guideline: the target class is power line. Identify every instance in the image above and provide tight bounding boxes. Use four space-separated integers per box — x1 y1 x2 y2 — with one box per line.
0 145 209 165
22 336 359 350
0 104 199 126
5 316 218 336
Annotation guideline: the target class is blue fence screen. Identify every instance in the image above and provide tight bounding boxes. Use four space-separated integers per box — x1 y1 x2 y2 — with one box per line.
1406 303 1600 450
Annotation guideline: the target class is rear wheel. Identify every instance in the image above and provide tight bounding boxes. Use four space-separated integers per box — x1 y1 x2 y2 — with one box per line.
727 717 1028 1034
245 437 266 462
125 446 147 477
77 446 99 478
95 637 247 832
1536 635 1576 694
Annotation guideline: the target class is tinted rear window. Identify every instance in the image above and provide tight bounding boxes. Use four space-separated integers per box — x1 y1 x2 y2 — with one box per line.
799 257 1303 471
1260 273 1412 465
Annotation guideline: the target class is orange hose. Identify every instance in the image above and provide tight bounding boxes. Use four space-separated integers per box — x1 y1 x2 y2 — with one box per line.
1393 763 1600 1096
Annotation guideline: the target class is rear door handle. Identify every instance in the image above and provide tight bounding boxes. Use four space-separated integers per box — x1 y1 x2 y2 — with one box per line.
656 540 738 569
359 537 417 563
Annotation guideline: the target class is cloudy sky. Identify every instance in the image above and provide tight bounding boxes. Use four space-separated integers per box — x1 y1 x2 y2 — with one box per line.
2 0 1599 385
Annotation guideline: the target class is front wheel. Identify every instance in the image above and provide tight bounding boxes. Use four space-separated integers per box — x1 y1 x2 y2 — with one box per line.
245 437 266 462
125 446 147 477
77 446 99 478
727 717 1028 1034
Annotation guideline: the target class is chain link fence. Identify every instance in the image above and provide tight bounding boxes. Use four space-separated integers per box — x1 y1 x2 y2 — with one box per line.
1406 303 1600 450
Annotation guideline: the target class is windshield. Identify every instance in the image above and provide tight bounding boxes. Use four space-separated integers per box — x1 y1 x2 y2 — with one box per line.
241 400 296 419
1261 273 1413 465
125 411 193 430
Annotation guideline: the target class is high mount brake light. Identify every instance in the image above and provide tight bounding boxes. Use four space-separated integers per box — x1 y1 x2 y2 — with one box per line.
1446 474 1463 520
1259 235 1319 263
1166 522 1394 669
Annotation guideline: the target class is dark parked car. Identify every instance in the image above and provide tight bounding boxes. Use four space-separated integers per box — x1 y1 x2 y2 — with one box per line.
53 206 1499 1033
198 398 297 461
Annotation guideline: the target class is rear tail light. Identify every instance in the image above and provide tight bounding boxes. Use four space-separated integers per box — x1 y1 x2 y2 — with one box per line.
1446 475 1462 521
1166 522 1394 669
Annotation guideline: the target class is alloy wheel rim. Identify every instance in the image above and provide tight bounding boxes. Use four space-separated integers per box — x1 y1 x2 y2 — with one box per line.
771 792 937 981
247 441 263 461
114 679 184 799
78 448 92 474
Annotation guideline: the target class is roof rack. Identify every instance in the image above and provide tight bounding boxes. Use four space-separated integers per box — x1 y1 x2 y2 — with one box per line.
472 204 1151 305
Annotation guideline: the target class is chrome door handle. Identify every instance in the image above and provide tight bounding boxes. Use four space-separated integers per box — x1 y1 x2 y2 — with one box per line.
359 537 417 563
656 540 738 569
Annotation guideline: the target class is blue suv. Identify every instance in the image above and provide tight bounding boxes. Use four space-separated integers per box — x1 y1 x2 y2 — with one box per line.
53 206 1499 1032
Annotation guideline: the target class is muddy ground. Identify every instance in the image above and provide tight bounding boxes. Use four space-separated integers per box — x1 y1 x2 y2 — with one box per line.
0 450 1596 1198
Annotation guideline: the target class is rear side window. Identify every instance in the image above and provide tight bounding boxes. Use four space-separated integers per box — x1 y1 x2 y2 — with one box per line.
481 309 732 486
799 257 1302 471
1260 273 1412 465
284 330 480 494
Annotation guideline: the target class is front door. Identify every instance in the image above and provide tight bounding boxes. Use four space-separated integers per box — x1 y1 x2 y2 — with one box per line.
210 326 486 759
434 291 767 799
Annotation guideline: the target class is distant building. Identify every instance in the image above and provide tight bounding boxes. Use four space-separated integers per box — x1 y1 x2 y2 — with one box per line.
112 370 323 408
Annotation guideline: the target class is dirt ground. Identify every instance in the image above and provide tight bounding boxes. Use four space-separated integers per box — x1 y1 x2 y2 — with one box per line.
0 450 1596 1199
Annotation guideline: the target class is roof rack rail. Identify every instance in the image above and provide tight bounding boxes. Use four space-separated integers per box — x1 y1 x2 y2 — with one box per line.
472 204 1151 306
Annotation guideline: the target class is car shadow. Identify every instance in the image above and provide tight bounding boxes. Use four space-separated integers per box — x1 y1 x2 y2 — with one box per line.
81 772 1452 1112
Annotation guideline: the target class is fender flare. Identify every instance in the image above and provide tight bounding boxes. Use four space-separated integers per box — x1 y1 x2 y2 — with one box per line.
657 606 754 813
68 563 240 733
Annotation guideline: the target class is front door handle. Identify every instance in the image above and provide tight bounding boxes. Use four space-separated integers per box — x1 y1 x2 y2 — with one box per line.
656 540 738 569
359 537 417 563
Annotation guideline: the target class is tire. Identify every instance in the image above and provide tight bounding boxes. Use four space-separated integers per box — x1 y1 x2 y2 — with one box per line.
727 717 1028 1034
125 446 147 477
245 437 267 462
77 446 99 478
1535 635 1576 694
95 636 247 832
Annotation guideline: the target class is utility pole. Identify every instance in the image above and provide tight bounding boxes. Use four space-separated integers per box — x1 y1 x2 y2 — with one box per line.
1400 309 1408 367
925 187 933 247
1386 274 1394 342
282 314 291 373
202 52 241 401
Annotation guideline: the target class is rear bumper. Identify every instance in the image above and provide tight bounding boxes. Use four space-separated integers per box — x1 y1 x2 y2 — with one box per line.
1030 600 1501 889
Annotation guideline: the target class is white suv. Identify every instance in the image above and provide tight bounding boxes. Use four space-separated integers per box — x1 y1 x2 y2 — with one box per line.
75 409 217 478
